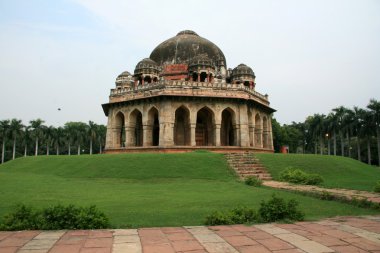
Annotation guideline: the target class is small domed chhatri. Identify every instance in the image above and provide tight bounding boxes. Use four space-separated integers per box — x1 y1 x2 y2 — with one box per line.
102 30 275 152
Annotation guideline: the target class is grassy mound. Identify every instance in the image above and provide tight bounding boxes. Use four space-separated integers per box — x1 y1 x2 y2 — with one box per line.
256 154 380 191
0 152 379 227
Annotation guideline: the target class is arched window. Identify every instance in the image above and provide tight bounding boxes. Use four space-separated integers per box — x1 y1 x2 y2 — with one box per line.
200 72 207 82
144 76 152 84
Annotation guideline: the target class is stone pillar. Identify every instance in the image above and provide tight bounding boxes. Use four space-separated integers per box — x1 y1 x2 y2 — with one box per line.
249 125 255 147
105 113 114 149
159 101 174 147
215 124 221 146
190 123 196 146
268 117 274 150
125 125 134 147
239 104 250 147
143 125 152 146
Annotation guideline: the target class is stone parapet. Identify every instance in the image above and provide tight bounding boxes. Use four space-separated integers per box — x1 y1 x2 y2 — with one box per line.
109 80 270 106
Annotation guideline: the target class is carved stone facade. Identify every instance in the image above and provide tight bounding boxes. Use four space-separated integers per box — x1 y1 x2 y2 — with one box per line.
102 31 275 152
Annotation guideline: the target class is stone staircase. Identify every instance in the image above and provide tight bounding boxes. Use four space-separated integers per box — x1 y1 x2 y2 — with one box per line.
224 151 272 180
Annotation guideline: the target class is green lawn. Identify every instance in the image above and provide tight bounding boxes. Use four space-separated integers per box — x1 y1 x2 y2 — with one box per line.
0 152 379 228
256 153 380 191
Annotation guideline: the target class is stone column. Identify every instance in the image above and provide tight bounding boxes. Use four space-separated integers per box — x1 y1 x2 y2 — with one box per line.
249 125 255 147
268 117 274 150
159 101 174 147
215 124 221 146
125 125 134 147
105 113 114 149
190 123 196 146
239 104 250 147
143 125 152 146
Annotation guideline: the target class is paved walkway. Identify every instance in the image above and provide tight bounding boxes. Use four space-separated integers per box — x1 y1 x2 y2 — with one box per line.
1 216 380 252
263 181 380 204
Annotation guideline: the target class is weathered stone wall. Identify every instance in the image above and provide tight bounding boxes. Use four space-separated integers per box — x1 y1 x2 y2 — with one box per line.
105 97 273 151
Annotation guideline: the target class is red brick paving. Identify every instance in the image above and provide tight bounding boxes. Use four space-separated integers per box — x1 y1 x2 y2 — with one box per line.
0 216 379 252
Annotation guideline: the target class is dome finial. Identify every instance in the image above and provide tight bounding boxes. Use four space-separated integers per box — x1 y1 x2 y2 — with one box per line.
177 30 198 36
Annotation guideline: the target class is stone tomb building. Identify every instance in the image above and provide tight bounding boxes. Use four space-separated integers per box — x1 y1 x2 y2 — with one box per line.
102 30 275 152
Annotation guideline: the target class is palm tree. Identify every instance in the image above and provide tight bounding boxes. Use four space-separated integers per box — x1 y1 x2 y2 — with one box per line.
88 121 97 155
360 110 375 165
97 124 107 154
22 126 32 157
44 126 55 156
30 119 45 156
52 127 64 155
64 123 74 155
307 114 326 155
9 119 24 160
367 99 380 166
64 122 87 155
332 106 347 156
0 120 11 163
352 106 366 161
74 123 87 155
343 108 355 158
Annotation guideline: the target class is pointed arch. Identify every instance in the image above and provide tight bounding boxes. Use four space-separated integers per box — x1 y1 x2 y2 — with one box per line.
147 107 159 146
114 111 125 148
129 109 143 146
174 105 191 146
220 107 237 146
196 107 215 146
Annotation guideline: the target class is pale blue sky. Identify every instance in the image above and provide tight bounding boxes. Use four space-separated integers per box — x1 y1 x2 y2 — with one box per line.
0 0 379 126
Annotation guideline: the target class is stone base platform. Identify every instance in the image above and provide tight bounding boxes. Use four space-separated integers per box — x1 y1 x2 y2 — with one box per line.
103 146 274 154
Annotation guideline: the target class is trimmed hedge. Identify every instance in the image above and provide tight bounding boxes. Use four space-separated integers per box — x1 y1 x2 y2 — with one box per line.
0 204 110 231
205 195 304 225
245 176 263 187
279 167 323 185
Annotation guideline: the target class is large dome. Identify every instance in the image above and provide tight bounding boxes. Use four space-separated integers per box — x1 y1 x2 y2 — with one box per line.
149 30 226 67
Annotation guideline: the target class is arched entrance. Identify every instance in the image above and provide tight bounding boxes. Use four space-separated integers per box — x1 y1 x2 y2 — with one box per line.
114 112 125 148
196 107 214 146
220 108 236 146
130 109 143 146
174 106 190 146
148 107 159 146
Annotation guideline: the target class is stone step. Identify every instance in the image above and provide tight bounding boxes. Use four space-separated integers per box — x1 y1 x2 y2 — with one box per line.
224 152 272 181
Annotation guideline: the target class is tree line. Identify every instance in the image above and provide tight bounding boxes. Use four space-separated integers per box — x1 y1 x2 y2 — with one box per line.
0 119 106 164
272 99 380 166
